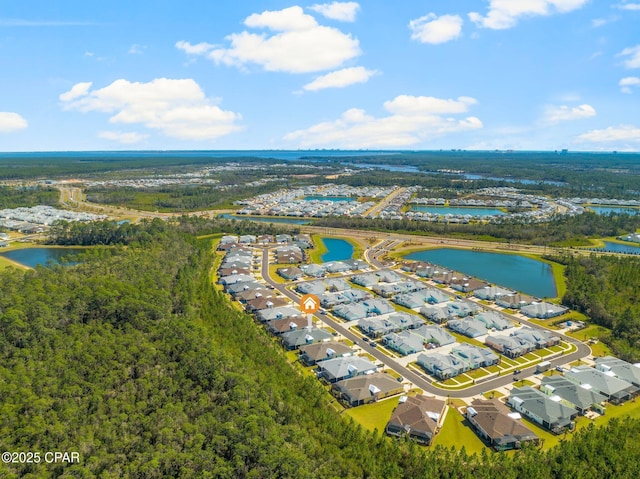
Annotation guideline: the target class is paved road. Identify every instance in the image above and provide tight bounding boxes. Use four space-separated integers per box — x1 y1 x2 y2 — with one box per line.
260 248 591 399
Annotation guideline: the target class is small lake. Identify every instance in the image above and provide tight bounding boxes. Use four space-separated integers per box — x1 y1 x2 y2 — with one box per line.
321 238 354 262
588 206 640 215
221 214 311 225
594 242 640 254
304 196 356 202
411 206 506 217
405 248 557 298
0 247 86 268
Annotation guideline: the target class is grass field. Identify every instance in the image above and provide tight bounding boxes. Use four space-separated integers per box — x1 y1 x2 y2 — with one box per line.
566 324 614 357
344 396 400 433
431 408 487 455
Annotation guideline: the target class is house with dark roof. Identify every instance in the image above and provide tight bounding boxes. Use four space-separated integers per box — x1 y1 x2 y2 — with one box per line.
495 293 536 310
332 372 404 407
219 267 251 277
450 277 489 293
299 341 354 366
246 296 289 312
466 399 538 451
267 316 310 336
507 386 578 434
540 376 607 414
257 306 303 323
318 356 378 383
227 281 266 296
386 395 447 445
595 356 640 387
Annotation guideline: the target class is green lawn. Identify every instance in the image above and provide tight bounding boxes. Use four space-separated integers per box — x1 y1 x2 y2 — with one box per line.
432 408 487 455
345 396 400 433
566 324 614 357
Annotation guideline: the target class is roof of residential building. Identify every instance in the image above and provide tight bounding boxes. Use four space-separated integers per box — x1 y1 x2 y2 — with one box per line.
447 318 488 338
594 356 640 386
333 372 403 403
387 395 446 441
540 376 607 410
467 399 538 447
299 341 354 363
319 356 378 382
508 386 578 428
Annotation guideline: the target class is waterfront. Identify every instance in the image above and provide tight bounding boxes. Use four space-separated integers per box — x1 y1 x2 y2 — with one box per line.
220 214 311 225
589 206 640 215
321 238 354 262
405 248 557 298
0 247 86 268
410 206 506 217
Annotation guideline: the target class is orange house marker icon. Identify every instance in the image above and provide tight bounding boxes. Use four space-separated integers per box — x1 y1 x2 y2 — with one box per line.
300 294 320 314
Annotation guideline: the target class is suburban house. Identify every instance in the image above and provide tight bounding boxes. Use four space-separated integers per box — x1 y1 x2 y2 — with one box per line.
473 286 514 301
451 344 500 368
324 261 352 274
275 246 304 264
318 356 378 383
219 267 251 277
373 281 426 298
466 399 538 451
540 376 607 414
564 366 639 404
401 261 432 274
267 316 310 336
239 234 256 244
595 356 640 387
257 234 274 244
386 395 447 445
475 311 511 331
333 303 369 321
246 296 289 313
423 289 451 304
320 289 372 308
447 318 488 338
511 327 560 348
358 313 423 338
219 274 255 286
450 277 489 293
485 335 535 358
383 331 426 356
412 325 456 347
420 304 451 323
324 278 351 292
277 267 304 281
275 234 292 243
299 341 354 366
257 306 303 323
236 289 273 303
281 328 333 350
351 272 380 287
332 372 404 407
447 300 483 317
507 386 578 434
520 302 569 319
495 293 536 310
296 281 327 296
301 264 326 278
417 353 468 380
227 281 266 297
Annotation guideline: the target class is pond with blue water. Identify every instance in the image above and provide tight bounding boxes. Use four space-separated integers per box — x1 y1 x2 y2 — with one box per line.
321 238 354 262
588 206 639 215
0 247 86 268
221 214 311 225
405 248 557 298
411 206 506 217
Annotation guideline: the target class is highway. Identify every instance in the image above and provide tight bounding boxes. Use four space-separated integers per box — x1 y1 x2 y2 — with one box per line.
260 247 591 399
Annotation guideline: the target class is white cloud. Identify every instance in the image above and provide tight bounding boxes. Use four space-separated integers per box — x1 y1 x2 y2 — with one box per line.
175 40 216 55
616 2 640 10
409 14 463 44
0 112 28 132
98 131 149 144
128 44 146 54
620 76 640 93
302 66 377 91
577 125 640 143
59 82 92 102
180 6 360 73
618 45 640 69
283 94 482 148
60 78 241 141
308 2 360 22
543 104 596 123
469 0 589 30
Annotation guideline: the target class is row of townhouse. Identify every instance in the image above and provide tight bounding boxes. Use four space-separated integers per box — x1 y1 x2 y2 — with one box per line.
383 325 456 356
416 344 500 380
485 327 560 358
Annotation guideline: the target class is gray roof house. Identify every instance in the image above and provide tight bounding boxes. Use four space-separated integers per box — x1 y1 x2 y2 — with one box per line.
296 281 327 296
473 286 514 301
332 372 404 407
394 292 429 309
447 318 488 338
219 273 255 286
301 264 326 278
507 386 578 434
386 395 447 445
417 353 468 380
351 272 380 287
540 376 607 414
333 303 369 321
520 302 568 319
412 325 456 347
485 335 535 358
447 300 483 317
227 281 265 296
420 304 451 324
511 327 560 348
257 306 303 323
466 399 538 451
299 341 354 366
595 356 640 387
281 328 333 350
358 313 423 338
424 288 451 304
324 278 351 292
451 344 500 368
318 356 378 383
383 332 425 356
277 267 304 281
475 311 511 331
324 261 352 274
239 234 256 244
320 289 372 308
565 366 639 404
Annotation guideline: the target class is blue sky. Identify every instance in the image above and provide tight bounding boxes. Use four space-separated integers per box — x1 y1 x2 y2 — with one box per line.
0 0 639 151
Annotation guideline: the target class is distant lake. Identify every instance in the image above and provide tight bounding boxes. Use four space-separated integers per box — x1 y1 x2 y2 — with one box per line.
343 162 420 173
411 206 506 217
589 206 640 215
321 238 354 262
601 242 640 254
405 248 557 298
0 247 86 268
461 174 566 186
304 196 356 202
221 214 310 225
